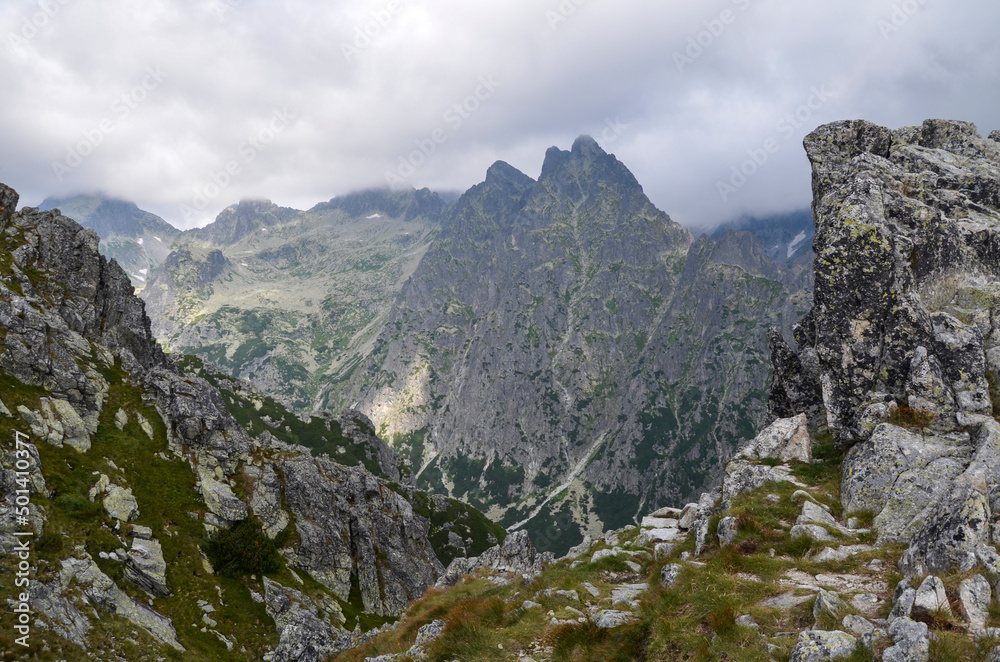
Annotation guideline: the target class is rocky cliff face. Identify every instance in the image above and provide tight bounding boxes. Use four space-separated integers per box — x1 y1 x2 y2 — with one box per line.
350 136 811 553
0 186 476 659
771 119 1000 577
141 190 447 411
39 194 180 291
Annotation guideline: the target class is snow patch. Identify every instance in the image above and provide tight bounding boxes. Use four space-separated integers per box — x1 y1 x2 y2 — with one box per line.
240 262 249 267
137 238 144 245
787 230 807 259
153 236 162 242
131 274 146 283
366 213 382 219
138 268 148 275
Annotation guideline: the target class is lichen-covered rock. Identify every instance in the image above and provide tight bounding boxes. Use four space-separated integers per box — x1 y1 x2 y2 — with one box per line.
18 398 93 452
28 581 91 650
263 577 348 662
958 574 991 631
436 530 551 590
883 617 930 662
772 118 1000 576
813 589 848 625
912 575 952 616
244 461 290 539
717 516 738 547
591 610 636 629
124 537 169 597
660 563 682 589
59 554 184 652
789 630 857 661
736 413 812 464
278 445 443 617
101 484 139 523
198 473 249 525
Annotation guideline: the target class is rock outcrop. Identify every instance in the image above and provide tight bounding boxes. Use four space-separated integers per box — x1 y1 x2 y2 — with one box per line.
770 119 1000 577
0 183 455 658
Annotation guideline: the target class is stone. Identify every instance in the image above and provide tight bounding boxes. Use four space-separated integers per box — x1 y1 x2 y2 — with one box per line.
735 614 760 630
812 545 874 563
136 412 155 439
760 592 815 610
114 408 129 430
522 600 541 609
912 575 951 616
736 413 812 464
436 530 549 595
636 528 680 546
640 516 679 529
888 580 916 623
850 593 882 616
124 537 170 597
653 542 675 560
798 501 838 528
132 524 153 540
102 484 139 522
841 614 875 637
29 581 91 650
958 575 991 631
591 548 626 563
60 555 184 652
611 583 647 608
650 506 683 518
660 564 682 589
0 396 10 418
813 589 848 625
788 630 857 662
791 524 836 542
678 503 699 529
883 617 929 662
581 582 600 597
591 610 636 629
198 473 248 523
717 516 738 547
19 398 92 452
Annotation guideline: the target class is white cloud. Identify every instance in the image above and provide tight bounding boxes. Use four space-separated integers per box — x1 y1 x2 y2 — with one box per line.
0 0 997 229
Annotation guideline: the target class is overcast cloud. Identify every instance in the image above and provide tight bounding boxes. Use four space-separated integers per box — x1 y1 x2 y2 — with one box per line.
1 0 998 230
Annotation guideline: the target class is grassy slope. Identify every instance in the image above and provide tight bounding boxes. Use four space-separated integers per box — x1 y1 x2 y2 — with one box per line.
335 440 1000 662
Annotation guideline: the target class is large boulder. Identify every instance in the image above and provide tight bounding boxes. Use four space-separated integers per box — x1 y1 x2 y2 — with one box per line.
775 119 1000 575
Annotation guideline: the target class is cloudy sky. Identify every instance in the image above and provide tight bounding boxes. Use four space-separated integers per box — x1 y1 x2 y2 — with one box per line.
2 0 998 230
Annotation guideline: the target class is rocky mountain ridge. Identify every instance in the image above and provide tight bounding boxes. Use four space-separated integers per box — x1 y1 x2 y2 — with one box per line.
349 136 812 553
0 185 498 660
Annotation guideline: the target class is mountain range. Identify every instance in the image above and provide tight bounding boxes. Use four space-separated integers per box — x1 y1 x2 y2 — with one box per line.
41 138 813 555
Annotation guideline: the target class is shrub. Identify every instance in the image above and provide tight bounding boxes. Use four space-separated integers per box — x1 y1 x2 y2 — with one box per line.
204 516 282 577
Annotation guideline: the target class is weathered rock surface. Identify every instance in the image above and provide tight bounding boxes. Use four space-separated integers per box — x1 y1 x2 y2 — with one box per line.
789 630 856 661
263 577 348 662
124 536 169 597
771 119 1000 576
436 530 551 589
60 554 184 652
275 442 444 616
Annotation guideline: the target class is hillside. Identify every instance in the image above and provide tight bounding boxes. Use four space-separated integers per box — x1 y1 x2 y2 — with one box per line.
141 190 447 412
0 185 497 660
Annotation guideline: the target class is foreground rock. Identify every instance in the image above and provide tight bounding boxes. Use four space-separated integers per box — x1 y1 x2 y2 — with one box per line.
771 119 1000 577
